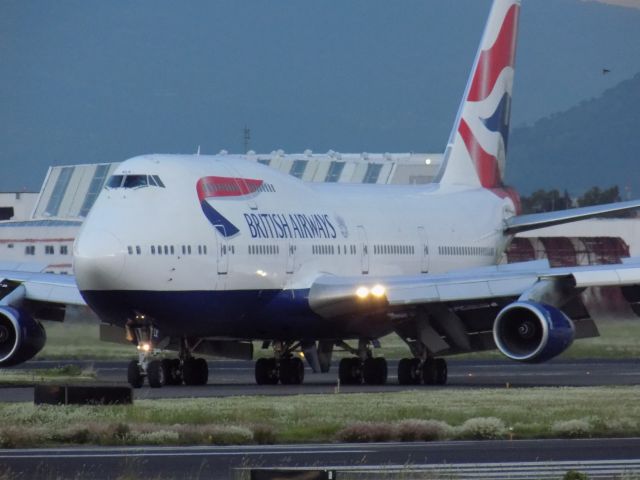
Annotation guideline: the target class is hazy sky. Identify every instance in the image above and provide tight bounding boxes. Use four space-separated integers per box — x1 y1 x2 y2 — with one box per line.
1 0 639 191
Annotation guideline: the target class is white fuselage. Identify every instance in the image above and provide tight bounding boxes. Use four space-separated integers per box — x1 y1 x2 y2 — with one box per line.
72 154 515 339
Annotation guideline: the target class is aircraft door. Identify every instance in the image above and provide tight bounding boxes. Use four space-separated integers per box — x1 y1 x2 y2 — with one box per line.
418 226 429 273
286 242 296 274
357 225 369 274
215 225 229 275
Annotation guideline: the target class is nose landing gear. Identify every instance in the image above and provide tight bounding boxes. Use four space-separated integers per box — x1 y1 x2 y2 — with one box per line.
127 329 209 388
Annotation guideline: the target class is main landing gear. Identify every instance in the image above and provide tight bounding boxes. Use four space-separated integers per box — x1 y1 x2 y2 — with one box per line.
255 341 305 385
127 335 209 389
337 339 388 385
397 357 447 386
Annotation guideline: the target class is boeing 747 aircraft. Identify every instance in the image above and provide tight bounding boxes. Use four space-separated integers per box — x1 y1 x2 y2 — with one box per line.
2 0 640 388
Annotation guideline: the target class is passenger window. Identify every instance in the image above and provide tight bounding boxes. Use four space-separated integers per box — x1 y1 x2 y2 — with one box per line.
136 246 141 255
151 246 155 254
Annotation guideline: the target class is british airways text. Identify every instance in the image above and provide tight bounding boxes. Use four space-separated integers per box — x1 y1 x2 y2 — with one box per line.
244 213 337 239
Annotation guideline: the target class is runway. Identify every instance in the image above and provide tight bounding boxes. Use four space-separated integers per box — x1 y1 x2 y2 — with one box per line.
1 438 640 479
1 358 640 402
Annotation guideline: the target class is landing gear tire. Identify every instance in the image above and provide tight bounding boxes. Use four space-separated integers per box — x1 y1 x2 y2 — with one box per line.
127 359 144 388
435 358 448 385
280 357 305 385
255 358 279 385
422 359 438 385
339 357 363 385
183 357 208 386
147 359 165 388
162 358 182 385
398 358 421 385
363 357 387 385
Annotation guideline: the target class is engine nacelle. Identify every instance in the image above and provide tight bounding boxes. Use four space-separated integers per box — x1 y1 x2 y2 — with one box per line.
0 306 46 367
492 301 574 363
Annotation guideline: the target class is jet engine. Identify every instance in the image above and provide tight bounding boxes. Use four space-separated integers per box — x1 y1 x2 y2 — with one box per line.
0 306 46 367
492 301 574 363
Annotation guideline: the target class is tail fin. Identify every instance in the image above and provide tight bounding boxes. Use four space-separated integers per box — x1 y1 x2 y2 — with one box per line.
435 0 521 188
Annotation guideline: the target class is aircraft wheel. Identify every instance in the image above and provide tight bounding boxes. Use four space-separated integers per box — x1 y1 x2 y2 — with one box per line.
398 358 421 385
422 359 438 385
338 357 362 385
127 359 144 388
363 357 387 385
280 357 305 385
435 358 448 385
255 358 278 385
147 359 165 388
161 358 181 385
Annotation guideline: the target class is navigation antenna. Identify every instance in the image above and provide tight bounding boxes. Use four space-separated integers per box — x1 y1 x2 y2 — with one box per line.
243 126 251 153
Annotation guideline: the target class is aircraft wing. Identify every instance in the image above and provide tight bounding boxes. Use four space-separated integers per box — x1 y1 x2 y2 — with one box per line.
308 258 640 359
0 269 85 313
504 199 640 234
309 259 640 316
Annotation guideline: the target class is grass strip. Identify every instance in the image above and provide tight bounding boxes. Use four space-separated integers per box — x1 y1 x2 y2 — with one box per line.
1 386 640 447
0 365 96 386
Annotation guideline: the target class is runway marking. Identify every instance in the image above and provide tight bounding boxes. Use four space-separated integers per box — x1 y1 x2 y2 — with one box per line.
241 460 640 479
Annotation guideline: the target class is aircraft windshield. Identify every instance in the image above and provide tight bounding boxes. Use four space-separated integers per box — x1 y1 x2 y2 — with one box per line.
105 174 165 189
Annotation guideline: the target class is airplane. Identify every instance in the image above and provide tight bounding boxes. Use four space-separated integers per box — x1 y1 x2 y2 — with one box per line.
2 0 640 389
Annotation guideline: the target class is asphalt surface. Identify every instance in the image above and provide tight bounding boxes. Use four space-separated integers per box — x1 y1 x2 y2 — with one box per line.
2 359 640 478
2 358 640 402
1 438 640 479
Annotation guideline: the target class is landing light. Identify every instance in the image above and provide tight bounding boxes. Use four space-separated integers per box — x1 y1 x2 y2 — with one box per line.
256 270 267 277
371 284 386 298
356 286 369 299
137 342 151 352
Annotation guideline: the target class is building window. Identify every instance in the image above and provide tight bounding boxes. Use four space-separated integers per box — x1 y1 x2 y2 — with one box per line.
80 163 110 217
45 245 54 255
25 246 35 255
363 163 383 184
45 166 74 217
289 160 308 179
325 161 345 183
60 245 69 255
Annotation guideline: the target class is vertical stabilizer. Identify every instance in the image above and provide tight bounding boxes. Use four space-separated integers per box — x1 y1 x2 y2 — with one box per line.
436 0 520 188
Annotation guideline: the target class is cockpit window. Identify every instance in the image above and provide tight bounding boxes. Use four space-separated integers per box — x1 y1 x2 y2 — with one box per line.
106 175 124 188
152 175 165 188
123 175 148 189
105 174 165 189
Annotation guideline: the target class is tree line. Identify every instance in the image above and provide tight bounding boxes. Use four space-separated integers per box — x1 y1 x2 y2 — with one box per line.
519 186 628 214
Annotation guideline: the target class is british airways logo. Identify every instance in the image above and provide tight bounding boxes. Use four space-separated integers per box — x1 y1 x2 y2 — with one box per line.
245 213 336 239
196 176 343 240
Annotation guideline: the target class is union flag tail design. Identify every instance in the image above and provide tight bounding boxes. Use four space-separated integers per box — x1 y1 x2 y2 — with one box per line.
436 0 520 189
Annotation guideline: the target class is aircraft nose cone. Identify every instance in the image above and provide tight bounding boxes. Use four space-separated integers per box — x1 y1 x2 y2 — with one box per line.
73 228 125 290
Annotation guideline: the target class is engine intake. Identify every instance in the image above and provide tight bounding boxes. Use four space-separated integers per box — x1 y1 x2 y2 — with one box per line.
0 306 46 367
493 301 574 363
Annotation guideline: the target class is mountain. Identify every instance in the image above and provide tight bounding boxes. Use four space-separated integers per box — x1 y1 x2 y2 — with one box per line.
506 73 640 197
